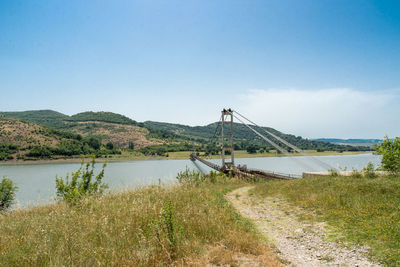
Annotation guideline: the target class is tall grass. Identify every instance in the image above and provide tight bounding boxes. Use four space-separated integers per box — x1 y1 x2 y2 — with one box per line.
0 176 281 266
252 174 400 265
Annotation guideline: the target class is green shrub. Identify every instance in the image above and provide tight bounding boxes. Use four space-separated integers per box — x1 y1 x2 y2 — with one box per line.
362 162 377 178
176 169 227 185
55 158 108 203
0 177 18 212
153 201 182 260
176 168 204 185
376 136 400 174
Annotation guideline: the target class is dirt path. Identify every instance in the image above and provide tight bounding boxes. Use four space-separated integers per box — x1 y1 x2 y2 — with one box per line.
226 186 380 267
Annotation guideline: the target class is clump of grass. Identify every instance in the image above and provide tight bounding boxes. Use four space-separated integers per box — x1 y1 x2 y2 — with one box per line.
0 173 281 266
252 174 400 265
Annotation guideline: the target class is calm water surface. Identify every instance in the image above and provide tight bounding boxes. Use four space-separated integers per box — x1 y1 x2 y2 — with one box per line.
0 153 380 208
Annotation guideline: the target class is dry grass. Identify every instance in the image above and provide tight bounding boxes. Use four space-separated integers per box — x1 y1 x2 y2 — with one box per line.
0 179 281 266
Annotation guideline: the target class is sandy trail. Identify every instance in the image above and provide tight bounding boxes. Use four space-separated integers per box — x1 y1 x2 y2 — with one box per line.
226 186 380 267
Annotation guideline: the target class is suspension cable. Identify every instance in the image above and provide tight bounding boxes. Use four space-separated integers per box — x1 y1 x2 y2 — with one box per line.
232 114 316 171
211 117 222 142
233 110 334 170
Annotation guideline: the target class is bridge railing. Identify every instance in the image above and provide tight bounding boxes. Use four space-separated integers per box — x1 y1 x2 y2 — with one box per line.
236 165 302 179
191 153 302 180
254 169 301 179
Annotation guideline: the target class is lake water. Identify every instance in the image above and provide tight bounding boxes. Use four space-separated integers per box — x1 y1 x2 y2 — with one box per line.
0 153 381 209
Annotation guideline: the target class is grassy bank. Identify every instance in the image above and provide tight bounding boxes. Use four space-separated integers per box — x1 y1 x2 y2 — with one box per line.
0 177 281 266
251 174 400 265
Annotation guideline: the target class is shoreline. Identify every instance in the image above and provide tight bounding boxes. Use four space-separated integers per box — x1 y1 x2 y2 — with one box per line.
0 150 373 166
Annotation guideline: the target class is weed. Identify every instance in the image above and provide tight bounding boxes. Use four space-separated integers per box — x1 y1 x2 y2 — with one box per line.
153 201 182 261
362 162 377 178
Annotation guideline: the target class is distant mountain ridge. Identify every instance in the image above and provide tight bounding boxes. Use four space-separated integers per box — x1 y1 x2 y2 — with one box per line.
143 121 372 152
313 138 382 148
0 110 69 128
0 110 373 157
314 138 382 143
0 110 137 128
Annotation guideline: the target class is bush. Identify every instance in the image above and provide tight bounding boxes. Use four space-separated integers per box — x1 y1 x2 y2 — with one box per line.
128 141 135 150
0 177 18 212
246 144 257 154
176 168 204 185
376 136 400 174
106 142 114 150
55 158 108 203
153 201 182 260
176 169 226 185
86 137 101 150
362 162 377 178
26 145 53 158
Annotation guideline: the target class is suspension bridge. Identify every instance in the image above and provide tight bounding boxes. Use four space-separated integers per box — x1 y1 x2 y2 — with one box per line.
190 108 334 180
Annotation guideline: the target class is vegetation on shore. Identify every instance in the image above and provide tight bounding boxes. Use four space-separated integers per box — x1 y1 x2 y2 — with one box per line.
0 116 121 160
0 172 281 266
376 136 400 174
55 158 108 203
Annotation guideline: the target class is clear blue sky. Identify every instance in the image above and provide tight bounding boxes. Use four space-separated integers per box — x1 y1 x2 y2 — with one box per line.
1 0 399 138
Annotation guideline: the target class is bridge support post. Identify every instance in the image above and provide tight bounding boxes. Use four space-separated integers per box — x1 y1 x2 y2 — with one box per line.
221 108 234 170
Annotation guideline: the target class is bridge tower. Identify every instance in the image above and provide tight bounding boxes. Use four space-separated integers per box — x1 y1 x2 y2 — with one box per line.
221 108 234 170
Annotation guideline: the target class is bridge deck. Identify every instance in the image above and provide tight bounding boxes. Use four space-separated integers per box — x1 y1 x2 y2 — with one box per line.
190 153 299 180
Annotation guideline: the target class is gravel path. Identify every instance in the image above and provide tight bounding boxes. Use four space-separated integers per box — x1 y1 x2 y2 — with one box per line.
226 186 380 267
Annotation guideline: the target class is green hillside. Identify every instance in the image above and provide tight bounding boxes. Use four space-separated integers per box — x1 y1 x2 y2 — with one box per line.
0 110 69 128
314 138 382 148
0 110 138 128
0 116 120 160
66 111 137 125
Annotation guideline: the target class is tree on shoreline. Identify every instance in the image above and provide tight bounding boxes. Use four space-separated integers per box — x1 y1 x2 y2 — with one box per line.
376 136 400 174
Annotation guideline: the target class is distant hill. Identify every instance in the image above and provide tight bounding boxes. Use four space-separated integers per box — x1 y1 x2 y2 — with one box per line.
66 121 164 149
0 110 373 159
0 116 121 160
0 110 138 129
314 138 382 147
0 111 165 154
144 121 372 152
0 110 69 129
66 111 138 125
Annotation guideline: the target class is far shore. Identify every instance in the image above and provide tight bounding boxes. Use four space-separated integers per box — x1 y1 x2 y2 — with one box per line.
0 150 374 166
